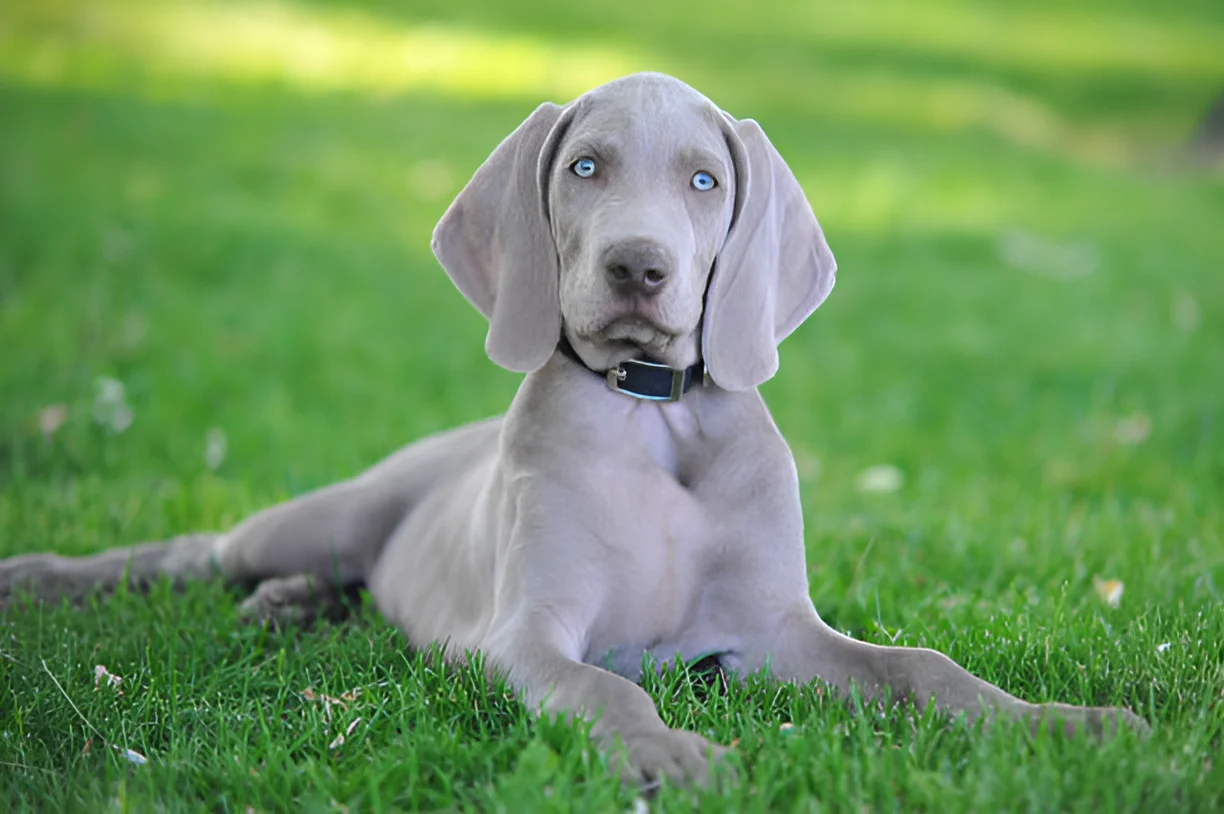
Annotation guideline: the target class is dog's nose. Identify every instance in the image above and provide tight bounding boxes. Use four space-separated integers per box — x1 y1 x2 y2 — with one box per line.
602 240 673 297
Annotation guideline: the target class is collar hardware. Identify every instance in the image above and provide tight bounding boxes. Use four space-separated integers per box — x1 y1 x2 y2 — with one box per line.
606 359 693 402
558 336 703 402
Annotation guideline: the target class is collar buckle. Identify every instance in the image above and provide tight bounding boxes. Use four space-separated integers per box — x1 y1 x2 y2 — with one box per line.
605 365 628 390
605 359 690 402
556 335 702 402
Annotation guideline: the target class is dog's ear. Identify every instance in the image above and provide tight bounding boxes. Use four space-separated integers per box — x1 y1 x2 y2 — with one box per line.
702 118 837 391
432 103 571 373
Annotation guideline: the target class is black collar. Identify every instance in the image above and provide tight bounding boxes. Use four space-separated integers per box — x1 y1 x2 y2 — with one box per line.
557 335 705 402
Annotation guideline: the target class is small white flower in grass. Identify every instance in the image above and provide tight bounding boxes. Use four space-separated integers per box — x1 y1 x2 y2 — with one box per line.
1172 291 1200 333
204 427 228 471
1157 642 1172 653
115 746 147 765
1092 576 1124 608
92 377 133 434
857 464 903 493
1113 413 1151 446
997 229 1099 280
36 404 68 438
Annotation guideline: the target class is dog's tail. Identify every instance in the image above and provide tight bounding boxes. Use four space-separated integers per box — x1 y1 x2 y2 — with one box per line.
0 532 221 608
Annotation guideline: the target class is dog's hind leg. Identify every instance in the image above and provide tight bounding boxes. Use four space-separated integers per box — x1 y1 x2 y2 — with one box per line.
0 532 222 607
1 416 504 612
0 475 403 611
214 475 415 624
0 474 400 614
212 416 503 590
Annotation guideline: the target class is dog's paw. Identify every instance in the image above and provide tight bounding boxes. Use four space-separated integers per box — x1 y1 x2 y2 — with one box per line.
237 574 355 628
0 554 66 608
1031 702 1150 739
609 728 734 791
238 575 320 627
1084 705 1151 738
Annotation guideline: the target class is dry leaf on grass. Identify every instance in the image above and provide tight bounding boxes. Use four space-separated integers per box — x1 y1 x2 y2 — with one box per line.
94 664 123 695
204 427 228 470
302 687 362 723
857 464 903 493
115 746 147 765
1092 576 1124 608
302 687 361 705
626 798 650 814
36 404 68 438
1113 413 1152 445
793 449 821 482
328 718 363 750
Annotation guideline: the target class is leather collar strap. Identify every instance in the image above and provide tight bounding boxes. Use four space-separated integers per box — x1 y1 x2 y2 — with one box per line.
557 335 705 402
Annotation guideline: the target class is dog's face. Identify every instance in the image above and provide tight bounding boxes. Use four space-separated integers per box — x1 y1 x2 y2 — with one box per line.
432 72 836 391
547 79 738 370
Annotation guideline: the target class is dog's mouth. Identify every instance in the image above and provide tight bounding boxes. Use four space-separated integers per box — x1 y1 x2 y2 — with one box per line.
565 315 684 367
599 313 690 356
609 326 702 370
599 316 669 346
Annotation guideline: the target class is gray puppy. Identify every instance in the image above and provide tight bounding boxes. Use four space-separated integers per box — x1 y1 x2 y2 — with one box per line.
0 72 1146 788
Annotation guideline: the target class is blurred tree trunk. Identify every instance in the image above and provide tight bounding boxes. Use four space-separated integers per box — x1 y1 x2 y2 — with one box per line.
1193 88 1224 156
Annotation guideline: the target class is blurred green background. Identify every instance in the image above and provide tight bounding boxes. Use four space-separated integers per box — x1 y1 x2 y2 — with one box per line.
2 0 1222 614
2 0 1223 809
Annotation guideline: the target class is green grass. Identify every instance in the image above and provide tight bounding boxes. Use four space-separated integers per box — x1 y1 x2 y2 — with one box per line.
2 0 1223 810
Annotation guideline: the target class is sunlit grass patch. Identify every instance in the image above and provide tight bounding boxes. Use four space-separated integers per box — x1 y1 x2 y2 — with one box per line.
0 0 643 100
3 0 1222 165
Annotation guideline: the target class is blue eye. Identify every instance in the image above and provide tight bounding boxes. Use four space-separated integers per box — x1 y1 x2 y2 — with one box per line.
572 158 597 178
691 170 716 191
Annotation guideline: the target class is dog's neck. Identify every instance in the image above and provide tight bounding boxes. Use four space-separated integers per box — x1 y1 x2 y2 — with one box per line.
556 335 706 403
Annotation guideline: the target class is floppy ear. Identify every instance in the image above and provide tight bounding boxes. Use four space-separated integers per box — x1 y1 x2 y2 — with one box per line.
702 118 837 391
431 103 569 373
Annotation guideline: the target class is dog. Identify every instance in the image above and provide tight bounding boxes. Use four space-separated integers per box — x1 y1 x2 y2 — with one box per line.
0 72 1147 788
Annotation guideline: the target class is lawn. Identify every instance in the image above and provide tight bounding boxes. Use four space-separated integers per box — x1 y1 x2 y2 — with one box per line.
1 0 1223 810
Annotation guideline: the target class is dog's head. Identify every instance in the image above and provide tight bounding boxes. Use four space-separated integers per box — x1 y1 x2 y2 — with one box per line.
431 72 836 391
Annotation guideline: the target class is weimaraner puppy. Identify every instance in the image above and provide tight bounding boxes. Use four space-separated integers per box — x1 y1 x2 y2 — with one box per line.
0 72 1146 788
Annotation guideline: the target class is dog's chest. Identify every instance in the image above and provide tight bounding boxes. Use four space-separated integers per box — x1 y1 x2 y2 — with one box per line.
580 404 728 672
635 400 701 477
581 474 719 672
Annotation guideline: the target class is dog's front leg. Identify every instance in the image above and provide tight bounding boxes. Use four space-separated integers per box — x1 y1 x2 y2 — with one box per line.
759 603 1148 736
485 620 729 788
